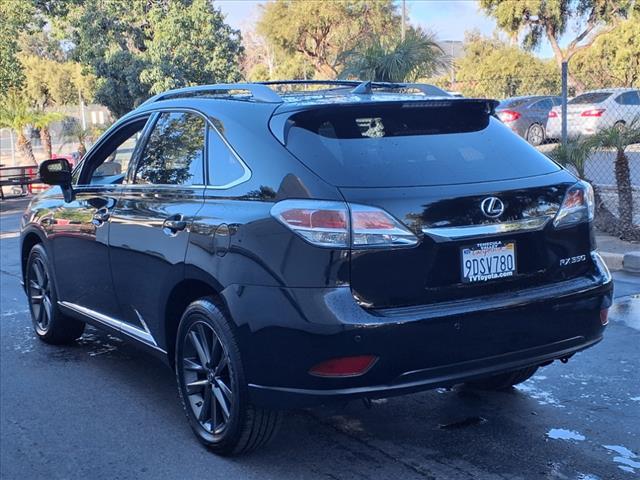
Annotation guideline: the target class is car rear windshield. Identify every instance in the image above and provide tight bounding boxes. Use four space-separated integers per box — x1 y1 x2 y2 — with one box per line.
498 98 530 108
569 92 611 105
281 102 561 187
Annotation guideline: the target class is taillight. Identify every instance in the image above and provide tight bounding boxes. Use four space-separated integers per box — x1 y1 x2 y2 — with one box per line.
581 108 605 117
309 355 378 377
548 110 558 118
497 110 521 122
553 181 595 228
350 204 419 247
271 200 419 248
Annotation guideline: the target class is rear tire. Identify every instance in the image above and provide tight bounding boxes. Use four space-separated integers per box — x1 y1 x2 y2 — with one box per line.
175 297 282 455
526 123 545 146
465 366 538 391
25 244 85 344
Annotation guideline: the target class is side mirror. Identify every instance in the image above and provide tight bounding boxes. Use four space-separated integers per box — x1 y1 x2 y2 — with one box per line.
39 158 74 202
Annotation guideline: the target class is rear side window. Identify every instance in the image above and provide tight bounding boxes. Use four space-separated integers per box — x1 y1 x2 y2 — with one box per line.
207 128 247 187
615 91 640 105
134 112 205 185
281 103 560 187
569 92 611 105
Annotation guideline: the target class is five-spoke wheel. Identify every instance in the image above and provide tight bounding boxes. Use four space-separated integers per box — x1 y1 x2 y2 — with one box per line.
25 244 85 344
175 298 281 455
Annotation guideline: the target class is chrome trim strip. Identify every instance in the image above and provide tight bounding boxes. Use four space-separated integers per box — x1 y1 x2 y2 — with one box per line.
58 301 165 353
422 216 551 242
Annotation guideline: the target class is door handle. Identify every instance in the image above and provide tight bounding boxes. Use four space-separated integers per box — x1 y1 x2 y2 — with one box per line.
92 208 110 226
163 214 187 235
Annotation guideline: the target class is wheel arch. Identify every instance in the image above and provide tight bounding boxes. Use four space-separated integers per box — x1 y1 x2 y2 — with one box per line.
163 277 231 367
20 229 46 288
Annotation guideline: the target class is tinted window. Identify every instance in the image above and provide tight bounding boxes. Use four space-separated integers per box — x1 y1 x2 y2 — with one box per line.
80 118 149 186
207 128 247 187
533 99 553 110
283 104 560 187
498 98 529 109
135 112 205 185
569 92 611 105
615 91 640 105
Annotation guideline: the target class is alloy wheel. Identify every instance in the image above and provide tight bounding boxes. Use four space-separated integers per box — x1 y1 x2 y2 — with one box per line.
528 124 544 145
180 321 234 435
29 257 53 332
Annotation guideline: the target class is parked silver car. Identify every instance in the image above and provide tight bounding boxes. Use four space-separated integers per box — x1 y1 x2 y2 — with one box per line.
547 88 640 139
496 95 561 146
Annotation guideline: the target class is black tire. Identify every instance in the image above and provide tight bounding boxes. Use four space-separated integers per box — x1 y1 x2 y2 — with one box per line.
465 366 538 391
526 123 545 146
25 244 85 344
175 297 282 455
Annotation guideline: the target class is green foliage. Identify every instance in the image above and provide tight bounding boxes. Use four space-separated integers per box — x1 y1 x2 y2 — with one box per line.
55 0 242 117
0 0 34 96
339 28 448 82
19 55 96 108
257 0 400 79
140 0 243 94
547 137 595 179
479 0 636 60
571 17 640 88
454 33 560 98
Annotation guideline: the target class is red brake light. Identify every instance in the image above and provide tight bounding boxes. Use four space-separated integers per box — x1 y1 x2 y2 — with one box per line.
497 110 521 122
271 200 419 248
581 108 605 117
548 110 558 118
309 355 378 377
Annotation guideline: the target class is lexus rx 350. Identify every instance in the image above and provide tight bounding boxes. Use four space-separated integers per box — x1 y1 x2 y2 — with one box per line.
21 81 613 455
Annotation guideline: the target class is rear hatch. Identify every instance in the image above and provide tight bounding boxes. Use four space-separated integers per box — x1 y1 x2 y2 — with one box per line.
274 99 594 308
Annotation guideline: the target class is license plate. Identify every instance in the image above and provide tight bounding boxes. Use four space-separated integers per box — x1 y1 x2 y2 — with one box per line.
461 241 516 283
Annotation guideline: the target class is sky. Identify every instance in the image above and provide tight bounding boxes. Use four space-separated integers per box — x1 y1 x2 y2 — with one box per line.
214 0 561 59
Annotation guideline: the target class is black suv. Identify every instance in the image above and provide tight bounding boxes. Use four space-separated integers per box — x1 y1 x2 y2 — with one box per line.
21 81 613 455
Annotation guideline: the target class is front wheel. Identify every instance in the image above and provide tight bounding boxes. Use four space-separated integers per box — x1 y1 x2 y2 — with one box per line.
465 366 538 390
175 298 282 455
26 244 85 344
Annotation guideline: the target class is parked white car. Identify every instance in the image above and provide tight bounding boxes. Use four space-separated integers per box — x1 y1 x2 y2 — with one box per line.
546 88 640 139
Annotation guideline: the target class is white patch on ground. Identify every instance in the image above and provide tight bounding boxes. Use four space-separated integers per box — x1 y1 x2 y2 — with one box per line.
1 309 29 317
603 445 640 473
577 474 601 480
516 382 565 408
547 428 586 441
630 397 640 402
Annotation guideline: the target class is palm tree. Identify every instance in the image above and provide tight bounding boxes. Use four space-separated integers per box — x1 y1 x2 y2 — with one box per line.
339 29 449 83
591 118 640 239
33 112 64 160
0 91 41 165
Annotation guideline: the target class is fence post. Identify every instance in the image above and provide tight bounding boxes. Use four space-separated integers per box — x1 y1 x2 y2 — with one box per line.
561 61 568 145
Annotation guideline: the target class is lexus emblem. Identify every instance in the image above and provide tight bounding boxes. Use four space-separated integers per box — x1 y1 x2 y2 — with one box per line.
480 197 505 218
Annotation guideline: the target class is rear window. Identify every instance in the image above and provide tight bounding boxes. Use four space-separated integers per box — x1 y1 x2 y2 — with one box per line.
569 92 611 105
281 103 560 187
498 98 530 109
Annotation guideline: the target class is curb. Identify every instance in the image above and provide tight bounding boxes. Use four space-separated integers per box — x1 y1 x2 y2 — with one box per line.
599 251 624 272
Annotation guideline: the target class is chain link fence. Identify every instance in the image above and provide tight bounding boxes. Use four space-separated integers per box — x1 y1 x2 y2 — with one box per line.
450 67 639 240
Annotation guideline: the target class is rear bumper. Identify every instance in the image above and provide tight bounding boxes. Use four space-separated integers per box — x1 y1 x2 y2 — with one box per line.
222 252 613 408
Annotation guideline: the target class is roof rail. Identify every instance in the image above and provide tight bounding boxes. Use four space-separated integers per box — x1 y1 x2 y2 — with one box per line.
140 83 283 106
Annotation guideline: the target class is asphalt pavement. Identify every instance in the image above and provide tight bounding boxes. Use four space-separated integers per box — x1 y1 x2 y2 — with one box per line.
1 197 639 480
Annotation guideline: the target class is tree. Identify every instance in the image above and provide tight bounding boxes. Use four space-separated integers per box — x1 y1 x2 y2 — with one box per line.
590 119 640 240
0 91 41 165
0 0 34 96
54 0 242 117
479 0 638 89
570 17 640 89
32 112 64 159
339 28 448 82
139 0 243 93
453 33 560 98
257 0 400 79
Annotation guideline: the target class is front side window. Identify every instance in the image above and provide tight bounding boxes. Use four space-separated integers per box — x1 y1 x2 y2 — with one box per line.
134 112 205 185
80 118 149 186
